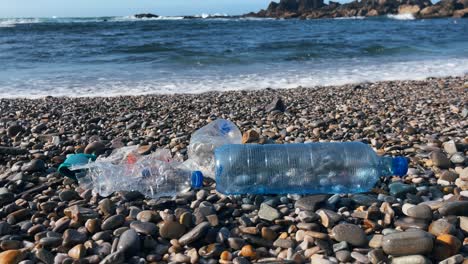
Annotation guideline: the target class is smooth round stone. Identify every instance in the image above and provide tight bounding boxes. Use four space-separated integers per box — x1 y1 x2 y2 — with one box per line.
438 201 468 216
84 141 106 155
0 240 21 250
394 217 429 230
85 219 101 234
7 125 23 137
62 229 87 247
431 151 451 169
332 223 367 247
428 219 456 236
59 190 79 202
402 204 432 220
117 229 140 254
335 250 352 262
392 255 431 264
178 222 210 246
130 221 157 236
450 153 465 164
21 159 46 172
68 244 86 259
294 194 329 211
0 249 27 263
257 203 280 222
179 212 193 227
159 221 186 239
136 211 158 223
382 230 433 256
39 237 62 247
228 237 245 250
433 234 461 261
101 214 125 230
350 251 369 263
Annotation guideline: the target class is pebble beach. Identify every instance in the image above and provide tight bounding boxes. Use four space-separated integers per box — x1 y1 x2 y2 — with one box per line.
0 75 467 264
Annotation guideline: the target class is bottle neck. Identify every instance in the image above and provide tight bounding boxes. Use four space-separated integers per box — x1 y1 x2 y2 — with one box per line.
379 156 394 177
379 156 408 177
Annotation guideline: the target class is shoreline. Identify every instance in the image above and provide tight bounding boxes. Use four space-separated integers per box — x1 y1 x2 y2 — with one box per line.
1 74 467 100
0 75 467 263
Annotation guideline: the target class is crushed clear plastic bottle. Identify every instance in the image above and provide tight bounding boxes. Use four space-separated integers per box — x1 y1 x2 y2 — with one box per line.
186 119 242 179
72 147 203 198
215 142 408 195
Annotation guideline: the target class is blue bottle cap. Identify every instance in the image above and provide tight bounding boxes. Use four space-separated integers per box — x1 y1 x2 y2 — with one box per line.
392 157 408 177
191 171 204 188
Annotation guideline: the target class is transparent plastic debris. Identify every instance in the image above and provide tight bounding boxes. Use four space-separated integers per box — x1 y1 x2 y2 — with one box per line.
185 119 242 179
215 142 408 195
71 147 198 198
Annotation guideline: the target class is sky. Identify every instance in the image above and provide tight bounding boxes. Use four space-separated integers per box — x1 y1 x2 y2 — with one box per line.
0 0 275 18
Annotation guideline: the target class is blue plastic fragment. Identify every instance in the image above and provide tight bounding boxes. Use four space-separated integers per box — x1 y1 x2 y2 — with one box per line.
392 156 408 177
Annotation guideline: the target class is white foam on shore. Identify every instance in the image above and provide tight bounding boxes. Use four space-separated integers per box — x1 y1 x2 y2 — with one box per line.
387 13 416 20
334 16 366 20
0 18 42 27
1 58 467 98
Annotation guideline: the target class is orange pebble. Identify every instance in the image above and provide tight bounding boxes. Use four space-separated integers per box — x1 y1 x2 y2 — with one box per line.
240 245 256 258
220 251 232 261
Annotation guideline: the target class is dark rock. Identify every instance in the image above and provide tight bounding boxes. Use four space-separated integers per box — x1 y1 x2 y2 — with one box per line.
266 97 286 112
332 223 368 247
160 221 186 239
438 201 468 216
130 221 157 236
84 141 106 155
382 230 433 256
179 222 210 246
21 159 46 172
134 13 159 18
295 194 329 211
117 229 140 255
7 125 23 137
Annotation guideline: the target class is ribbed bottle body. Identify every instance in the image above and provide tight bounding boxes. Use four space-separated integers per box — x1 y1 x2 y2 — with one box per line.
215 142 383 195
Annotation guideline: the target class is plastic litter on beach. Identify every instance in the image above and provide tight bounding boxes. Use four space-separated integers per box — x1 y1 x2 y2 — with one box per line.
59 118 408 198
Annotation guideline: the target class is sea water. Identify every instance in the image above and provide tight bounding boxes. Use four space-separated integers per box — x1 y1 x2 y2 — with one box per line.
0 16 467 97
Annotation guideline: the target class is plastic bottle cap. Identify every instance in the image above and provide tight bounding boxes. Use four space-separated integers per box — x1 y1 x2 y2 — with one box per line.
191 171 204 188
392 157 408 177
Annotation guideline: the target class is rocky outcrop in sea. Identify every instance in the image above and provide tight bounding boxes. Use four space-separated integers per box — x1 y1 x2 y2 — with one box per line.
245 0 468 19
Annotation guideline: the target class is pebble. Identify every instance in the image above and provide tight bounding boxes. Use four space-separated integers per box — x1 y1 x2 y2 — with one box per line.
317 209 341 228
0 249 27 264
389 182 417 198
428 218 456 236
62 229 87 247
36 248 55 264
258 203 280 221
367 249 386 264
178 221 210 246
439 254 464 264
242 129 260 143
68 244 86 259
351 251 370 263
335 250 351 262
84 141 106 155
294 194 329 211
101 214 125 230
433 234 461 261
382 230 433 256
240 244 256 258
160 221 186 239
392 255 431 264
332 223 367 246
21 159 46 172
431 151 451 169
117 229 140 254
130 221 157 236
438 201 468 216
402 204 432 220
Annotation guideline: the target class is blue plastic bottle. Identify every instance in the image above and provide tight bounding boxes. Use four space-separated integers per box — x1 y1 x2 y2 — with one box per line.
214 142 408 195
